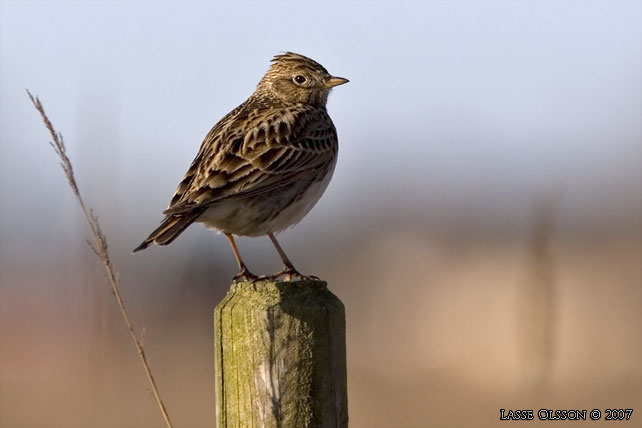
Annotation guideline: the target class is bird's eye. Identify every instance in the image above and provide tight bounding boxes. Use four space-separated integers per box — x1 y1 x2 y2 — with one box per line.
293 75 307 84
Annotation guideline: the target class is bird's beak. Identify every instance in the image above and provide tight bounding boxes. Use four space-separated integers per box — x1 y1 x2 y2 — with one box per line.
325 76 349 88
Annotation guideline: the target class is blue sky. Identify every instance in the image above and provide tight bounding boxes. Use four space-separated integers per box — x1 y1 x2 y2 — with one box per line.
1 0 640 251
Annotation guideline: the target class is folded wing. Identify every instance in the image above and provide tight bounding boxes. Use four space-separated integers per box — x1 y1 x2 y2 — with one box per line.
133 101 337 252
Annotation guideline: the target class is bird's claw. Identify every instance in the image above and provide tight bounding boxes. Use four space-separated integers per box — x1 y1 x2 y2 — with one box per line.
232 267 259 283
264 266 318 282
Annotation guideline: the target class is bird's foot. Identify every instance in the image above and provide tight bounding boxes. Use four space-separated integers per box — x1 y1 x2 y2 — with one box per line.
264 265 319 282
232 267 259 283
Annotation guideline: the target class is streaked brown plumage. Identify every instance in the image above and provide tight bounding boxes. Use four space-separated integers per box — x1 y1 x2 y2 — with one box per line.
133 52 348 281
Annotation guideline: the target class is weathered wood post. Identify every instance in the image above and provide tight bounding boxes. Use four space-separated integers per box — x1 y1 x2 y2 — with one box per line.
214 280 348 428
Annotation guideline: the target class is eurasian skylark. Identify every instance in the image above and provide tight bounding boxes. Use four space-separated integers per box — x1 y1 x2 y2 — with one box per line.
134 52 348 281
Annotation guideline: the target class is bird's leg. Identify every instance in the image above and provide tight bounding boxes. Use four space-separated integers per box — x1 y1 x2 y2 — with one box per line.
266 233 318 281
225 233 258 282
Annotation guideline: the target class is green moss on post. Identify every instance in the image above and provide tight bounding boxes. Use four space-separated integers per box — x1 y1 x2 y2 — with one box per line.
214 280 348 428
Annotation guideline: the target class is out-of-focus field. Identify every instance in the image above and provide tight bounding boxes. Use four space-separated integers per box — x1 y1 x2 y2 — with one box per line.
1 219 639 428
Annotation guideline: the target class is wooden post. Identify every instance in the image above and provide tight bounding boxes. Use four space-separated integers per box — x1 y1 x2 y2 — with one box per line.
214 280 348 428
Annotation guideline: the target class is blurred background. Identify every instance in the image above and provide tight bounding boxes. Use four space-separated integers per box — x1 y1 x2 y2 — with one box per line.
1 1 640 427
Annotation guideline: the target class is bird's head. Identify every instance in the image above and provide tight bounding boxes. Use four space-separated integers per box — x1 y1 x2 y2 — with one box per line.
256 52 348 107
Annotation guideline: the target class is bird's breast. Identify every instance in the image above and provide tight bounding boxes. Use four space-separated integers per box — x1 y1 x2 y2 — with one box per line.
197 162 336 237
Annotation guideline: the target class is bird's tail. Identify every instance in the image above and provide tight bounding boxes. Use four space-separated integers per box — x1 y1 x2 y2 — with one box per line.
133 209 205 253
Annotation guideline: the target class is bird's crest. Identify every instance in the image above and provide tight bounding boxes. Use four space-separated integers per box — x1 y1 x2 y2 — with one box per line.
270 52 328 74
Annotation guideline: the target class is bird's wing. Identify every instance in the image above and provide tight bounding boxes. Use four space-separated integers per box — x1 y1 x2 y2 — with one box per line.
163 102 337 216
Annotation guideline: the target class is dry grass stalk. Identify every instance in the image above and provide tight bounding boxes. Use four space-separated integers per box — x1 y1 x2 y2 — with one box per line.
27 90 174 428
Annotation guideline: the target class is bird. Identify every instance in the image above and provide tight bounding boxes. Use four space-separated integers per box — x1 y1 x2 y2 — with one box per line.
133 52 348 282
